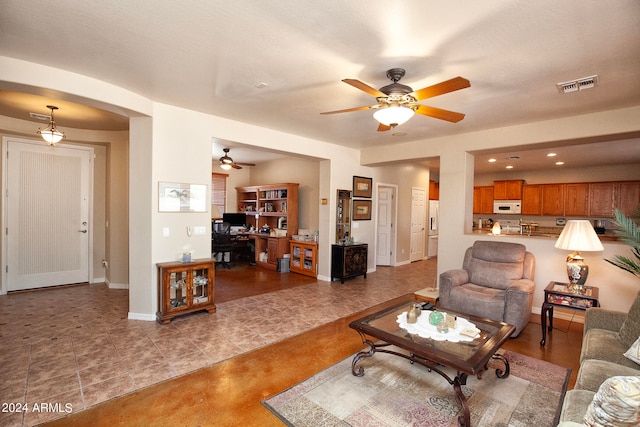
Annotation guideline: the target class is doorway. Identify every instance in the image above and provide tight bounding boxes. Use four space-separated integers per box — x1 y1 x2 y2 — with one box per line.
2 137 94 292
376 184 397 266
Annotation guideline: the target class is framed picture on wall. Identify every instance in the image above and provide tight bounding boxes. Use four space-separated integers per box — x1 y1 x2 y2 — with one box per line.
353 199 372 220
159 182 207 212
353 176 372 198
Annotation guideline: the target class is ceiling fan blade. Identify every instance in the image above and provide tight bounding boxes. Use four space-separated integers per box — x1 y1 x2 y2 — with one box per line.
342 79 388 98
409 77 470 101
320 105 377 115
235 162 256 167
377 123 392 132
414 105 466 123
231 163 242 169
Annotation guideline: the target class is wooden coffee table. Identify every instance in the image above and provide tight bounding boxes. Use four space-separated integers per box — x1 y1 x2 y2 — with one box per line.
349 294 515 427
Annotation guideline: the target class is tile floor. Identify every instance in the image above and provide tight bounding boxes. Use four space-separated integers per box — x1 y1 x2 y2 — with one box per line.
0 260 436 426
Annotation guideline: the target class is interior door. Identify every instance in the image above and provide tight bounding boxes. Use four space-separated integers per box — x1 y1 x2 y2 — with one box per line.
4 138 92 291
376 186 394 266
410 187 426 262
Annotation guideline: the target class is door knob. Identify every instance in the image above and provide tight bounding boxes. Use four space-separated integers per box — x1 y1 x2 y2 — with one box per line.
78 230 87 233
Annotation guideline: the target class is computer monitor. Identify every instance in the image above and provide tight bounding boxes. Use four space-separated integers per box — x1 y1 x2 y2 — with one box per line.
223 213 247 227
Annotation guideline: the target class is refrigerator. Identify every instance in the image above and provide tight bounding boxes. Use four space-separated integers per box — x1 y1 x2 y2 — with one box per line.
427 200 438 258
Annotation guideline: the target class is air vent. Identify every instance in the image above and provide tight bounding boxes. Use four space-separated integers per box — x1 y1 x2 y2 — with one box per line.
30 112 51 121
557 75 598 94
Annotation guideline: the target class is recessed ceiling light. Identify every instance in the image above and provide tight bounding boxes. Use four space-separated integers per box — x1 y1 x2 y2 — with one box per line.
255 82 268 89
488 158 497 163
555 161 565 166
506 165 514 169
547 153 557 157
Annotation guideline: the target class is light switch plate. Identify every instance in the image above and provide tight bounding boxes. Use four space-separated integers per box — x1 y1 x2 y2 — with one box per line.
162 227 170 237
193 226 206 235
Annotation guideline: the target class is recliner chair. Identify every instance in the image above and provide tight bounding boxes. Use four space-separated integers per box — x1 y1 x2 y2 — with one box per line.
439 240 536 337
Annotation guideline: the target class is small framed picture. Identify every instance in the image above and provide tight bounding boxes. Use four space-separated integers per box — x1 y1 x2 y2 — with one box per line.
353 176 372 198
353 199 372 221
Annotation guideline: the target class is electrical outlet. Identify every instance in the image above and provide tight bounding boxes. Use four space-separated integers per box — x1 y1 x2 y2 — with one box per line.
162 227 170 237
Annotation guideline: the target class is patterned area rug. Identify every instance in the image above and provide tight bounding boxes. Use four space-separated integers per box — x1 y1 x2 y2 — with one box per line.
263 348 570 426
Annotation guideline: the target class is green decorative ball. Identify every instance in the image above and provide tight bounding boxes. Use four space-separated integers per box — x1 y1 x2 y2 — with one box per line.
429 311 444 326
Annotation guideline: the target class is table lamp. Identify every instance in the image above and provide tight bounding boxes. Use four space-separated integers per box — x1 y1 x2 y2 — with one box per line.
554 220 603 290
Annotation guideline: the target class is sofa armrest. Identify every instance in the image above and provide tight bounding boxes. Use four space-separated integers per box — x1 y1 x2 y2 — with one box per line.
439 269 469 308
584 307 627 335
506 278 536 294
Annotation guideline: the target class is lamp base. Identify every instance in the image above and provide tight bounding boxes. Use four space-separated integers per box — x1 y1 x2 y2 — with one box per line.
566 252 588 291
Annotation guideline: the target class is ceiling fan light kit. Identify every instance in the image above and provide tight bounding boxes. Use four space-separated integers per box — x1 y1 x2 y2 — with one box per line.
37 105 65 145
218 147 256 170
321 68 470 132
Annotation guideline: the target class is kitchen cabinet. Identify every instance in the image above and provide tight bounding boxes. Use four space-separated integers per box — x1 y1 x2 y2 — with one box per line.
493 180 524 200
617 181 640 216
290 240 318 277
564 183 589 216
156 259 216 324
522 184 542 215
236 183 298 237
541 184 565 216
331 243 368 283
473 186 494 214
589 182 616 217
429 180 440 200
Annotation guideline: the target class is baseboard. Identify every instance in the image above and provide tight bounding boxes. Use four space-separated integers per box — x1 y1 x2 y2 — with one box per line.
128 312 156 321
317 274 331 282
531 305 585 324
108 282 129 289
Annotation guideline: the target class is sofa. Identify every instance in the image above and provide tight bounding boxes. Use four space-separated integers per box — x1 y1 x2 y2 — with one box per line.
557 291 640 426
439 240 535 337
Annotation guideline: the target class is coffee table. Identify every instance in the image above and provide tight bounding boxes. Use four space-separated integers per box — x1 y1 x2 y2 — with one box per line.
349 295 516 427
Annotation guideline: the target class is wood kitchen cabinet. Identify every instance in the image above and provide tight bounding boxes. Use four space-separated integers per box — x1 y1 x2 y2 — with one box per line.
429 180 439 200
564 183 590 216
589 182 616 217
156 259 216 324
522 184 542 215
617 181 640 216
541 184 565 216
493 180 524 200
473 186 494 214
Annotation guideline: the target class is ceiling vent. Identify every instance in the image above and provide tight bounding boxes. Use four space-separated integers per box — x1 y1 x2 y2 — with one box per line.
557 75 598 94
30 112 51 121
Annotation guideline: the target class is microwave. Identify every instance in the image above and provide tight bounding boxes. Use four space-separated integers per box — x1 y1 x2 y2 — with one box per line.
493 200 522 214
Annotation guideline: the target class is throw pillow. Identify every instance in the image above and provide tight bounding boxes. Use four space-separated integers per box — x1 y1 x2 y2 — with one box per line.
584 376 640 427
618 292 640 348
624 337 640 366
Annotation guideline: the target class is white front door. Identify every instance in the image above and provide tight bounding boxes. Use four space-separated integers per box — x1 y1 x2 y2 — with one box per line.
4 138 93 291
410 187 426 262
376 186 394 266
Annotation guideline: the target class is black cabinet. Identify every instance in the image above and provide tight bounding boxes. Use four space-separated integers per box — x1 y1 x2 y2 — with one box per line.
331 243 368 283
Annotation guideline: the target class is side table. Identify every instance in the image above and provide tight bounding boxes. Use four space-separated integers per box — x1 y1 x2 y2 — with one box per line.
540 281 599 346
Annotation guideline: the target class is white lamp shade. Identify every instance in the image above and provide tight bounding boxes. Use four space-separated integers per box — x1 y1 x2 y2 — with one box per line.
373 106 414 126
220 163 232 170
211 205 221 219
555 220 604 251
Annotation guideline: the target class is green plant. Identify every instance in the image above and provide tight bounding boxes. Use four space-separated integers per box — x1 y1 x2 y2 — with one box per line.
605 206 640 279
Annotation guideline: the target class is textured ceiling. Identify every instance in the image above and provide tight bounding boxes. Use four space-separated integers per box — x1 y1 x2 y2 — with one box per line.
1 0 639 168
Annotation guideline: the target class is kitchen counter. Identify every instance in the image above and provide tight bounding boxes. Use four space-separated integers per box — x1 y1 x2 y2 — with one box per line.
471 227 620 241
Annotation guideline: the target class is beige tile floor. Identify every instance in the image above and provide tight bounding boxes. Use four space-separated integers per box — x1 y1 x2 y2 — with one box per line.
0 260 436 426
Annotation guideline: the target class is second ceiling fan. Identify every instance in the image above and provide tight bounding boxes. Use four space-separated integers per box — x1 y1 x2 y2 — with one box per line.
219 148 255 170
321 68 470 131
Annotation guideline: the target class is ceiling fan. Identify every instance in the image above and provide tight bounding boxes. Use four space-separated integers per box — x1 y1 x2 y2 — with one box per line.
218 148 255 170
321 68 470 131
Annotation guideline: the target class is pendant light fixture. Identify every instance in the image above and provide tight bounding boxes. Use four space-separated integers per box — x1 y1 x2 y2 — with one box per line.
37 105 65 145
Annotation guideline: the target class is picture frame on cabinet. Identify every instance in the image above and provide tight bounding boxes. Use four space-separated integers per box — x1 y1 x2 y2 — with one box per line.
353 199 372 220
353 176 372 198
159 182 207 212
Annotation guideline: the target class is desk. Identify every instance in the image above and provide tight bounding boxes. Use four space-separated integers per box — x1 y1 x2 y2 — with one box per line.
233 233 289 270
540 281 599 346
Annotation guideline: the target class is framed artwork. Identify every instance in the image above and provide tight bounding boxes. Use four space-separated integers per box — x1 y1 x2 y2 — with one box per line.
353 176 372 198
353 199 372 221
159 182 207 212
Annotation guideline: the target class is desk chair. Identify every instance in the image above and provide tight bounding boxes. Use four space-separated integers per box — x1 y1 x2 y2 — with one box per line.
212 222 235 269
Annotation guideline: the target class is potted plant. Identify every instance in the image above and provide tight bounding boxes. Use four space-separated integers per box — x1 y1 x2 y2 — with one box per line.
605 206 640 279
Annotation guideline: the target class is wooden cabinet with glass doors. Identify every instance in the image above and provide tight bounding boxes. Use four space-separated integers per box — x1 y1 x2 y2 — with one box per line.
156 259 215 324
290 240 318 277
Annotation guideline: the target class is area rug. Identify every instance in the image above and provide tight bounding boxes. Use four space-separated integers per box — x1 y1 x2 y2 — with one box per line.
263 348 570 426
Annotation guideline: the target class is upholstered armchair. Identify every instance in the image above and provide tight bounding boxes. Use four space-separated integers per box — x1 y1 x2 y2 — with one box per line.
439 240 536 337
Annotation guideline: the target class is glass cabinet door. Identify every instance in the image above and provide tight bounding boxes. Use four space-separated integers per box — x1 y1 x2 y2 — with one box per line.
192 267 210 305
169 271 188 310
